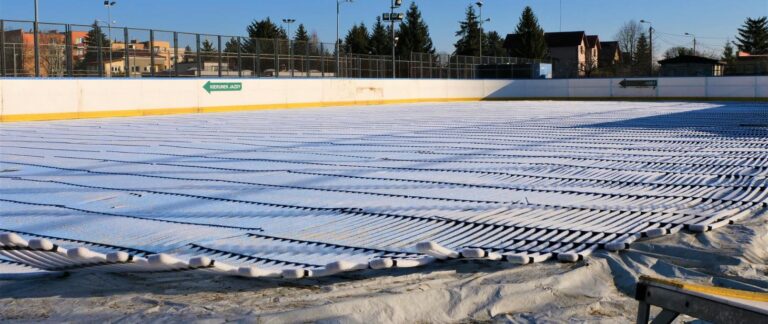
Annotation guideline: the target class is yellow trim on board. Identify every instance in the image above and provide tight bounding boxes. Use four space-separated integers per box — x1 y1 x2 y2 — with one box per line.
1 96 765 122
641 276 768 303
0 97 483 122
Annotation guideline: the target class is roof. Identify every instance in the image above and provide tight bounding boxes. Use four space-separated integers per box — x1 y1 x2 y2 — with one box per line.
658 55 724 65
504 31 587 50
544 31 586 47
586 35 600 49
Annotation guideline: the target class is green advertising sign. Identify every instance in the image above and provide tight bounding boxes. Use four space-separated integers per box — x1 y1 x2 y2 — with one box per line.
203 81 242 94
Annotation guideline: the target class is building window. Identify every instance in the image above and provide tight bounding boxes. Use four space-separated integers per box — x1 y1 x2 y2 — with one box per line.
580 46 584 54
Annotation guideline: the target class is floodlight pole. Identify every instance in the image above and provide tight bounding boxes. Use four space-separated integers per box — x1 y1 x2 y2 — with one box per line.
282 18 295 77
383 0 401 79
104 1 116 77
476 1 483 58
391 0 396 78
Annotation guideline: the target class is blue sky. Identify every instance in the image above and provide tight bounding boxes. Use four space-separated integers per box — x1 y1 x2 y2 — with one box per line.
2 0 767 56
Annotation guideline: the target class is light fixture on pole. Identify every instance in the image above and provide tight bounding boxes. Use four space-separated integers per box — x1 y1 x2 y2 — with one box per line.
640 19 653 75
382 0 403 78
282 18 296 77
104 1 116 77
476 1 484 58
684 32 697 55
336 0 353 78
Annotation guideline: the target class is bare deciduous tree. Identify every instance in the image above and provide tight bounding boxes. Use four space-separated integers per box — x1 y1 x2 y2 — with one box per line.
615 20 643 63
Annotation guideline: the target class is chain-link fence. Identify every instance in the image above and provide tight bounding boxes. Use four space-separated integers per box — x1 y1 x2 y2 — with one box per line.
1 19 555 79
4 19 766 79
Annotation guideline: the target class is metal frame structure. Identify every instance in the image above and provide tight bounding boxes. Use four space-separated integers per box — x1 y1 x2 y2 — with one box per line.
635 277 768 324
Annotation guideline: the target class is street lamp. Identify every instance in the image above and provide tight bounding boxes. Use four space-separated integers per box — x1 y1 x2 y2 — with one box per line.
684 32 697 55
282 18 296 77
640 19 653 75
104 1 116 77
336 0 353 78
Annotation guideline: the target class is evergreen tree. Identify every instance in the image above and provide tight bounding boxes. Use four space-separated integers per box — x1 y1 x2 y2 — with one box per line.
224 38 240 53
224 38 241 69
292 24 310 54
182 45 193 63
634 33 650 75
240 18 287 72
242 17 287 54
294 24 310 42
78 21 111 71
369 16 392 56
509 6 547 59
200 39 216 62
484 31 507 57
454 5 481 56
735 16 768 54
396 2 435 58
344 23 370 54
722 40 736 64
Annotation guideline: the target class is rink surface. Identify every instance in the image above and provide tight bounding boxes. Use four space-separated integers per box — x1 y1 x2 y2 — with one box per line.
1 100 767 321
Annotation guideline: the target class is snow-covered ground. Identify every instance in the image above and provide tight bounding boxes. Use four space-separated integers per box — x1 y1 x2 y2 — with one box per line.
1 100 767 322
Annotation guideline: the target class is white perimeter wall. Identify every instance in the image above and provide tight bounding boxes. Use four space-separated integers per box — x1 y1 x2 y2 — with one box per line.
0 76 766 119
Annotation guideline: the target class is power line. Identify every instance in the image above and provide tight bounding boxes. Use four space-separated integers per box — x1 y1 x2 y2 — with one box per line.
655 30 729 40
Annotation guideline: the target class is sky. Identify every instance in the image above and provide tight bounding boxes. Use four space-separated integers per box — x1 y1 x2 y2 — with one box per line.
2 0 768 57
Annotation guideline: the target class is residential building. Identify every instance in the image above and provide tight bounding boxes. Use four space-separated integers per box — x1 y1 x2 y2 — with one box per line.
504 31 589 78
84 51 167 77
658 55 725 76
543 31 588 78
599 41 622 67
107 40 184 76
585 35 600 67
728 52 768 75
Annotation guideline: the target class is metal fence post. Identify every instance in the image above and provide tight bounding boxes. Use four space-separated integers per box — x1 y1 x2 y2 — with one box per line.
33 11 40 76
255 39 261 77
1 20 6 77
97 32 104 77
237 36 242 77
217 35 222 78
274 38 279 78
65 24 73 77
320 43 324 77
149 29 155 77
123 28 129 78
195 34 201 77
173 31 179 77
306 41 310 78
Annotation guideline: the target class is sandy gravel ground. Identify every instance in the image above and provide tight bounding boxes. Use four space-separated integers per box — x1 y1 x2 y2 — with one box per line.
2 211 765 323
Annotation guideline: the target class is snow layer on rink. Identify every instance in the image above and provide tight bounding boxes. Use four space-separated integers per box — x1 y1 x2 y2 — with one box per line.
0 100 766 278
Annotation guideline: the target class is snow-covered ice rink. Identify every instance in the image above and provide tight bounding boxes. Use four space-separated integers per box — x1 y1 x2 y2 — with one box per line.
1 101 767 279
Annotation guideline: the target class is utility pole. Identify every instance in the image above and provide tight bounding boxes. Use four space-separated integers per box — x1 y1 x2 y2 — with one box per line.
33 0 40 77
685 32 697 55
640 20 653 75
382 0 403 78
